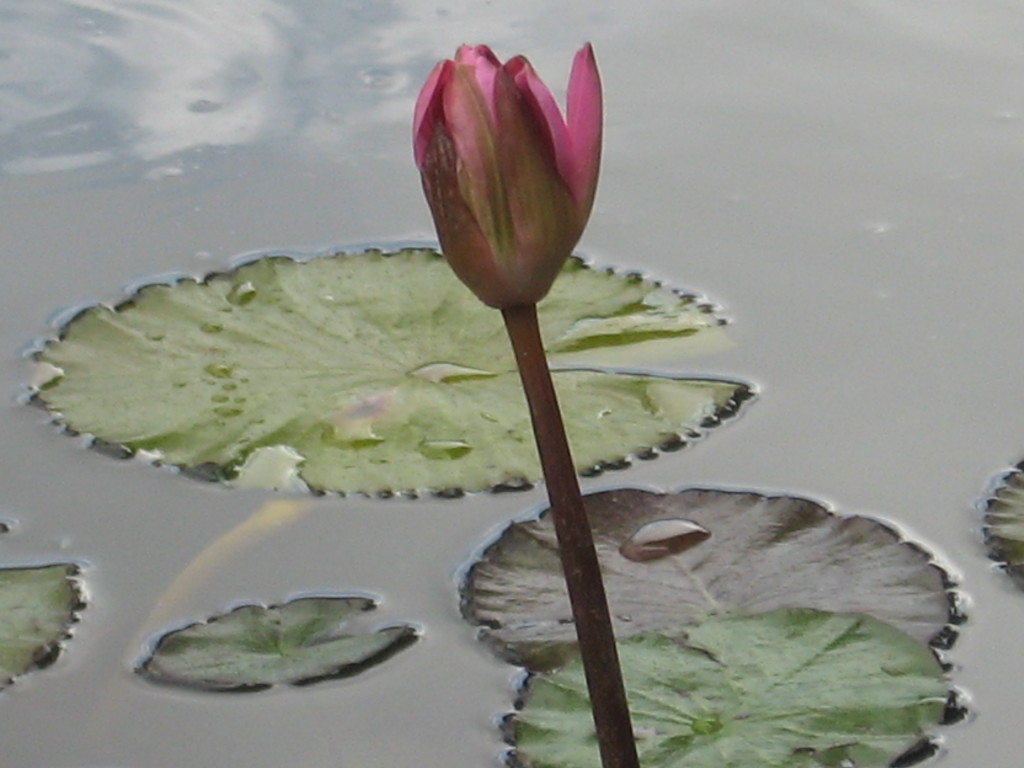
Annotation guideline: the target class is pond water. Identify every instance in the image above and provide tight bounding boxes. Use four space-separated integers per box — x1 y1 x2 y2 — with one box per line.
3 1 1024 766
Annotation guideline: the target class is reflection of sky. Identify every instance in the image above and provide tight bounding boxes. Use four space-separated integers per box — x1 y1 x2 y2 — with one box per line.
3 0 1020 177
1 0 292 173
0 0 611 177
0 0 374 174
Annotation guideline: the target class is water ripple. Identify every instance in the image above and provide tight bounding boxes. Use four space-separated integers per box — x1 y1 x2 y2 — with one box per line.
0 0 297 174
0 0 616 178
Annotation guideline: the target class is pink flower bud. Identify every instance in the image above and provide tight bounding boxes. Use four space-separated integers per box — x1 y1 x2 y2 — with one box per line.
413 44 602 308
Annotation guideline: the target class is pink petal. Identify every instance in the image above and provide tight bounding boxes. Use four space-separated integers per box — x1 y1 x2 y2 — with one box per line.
455 44 502 121
417 125 510 307
441 61 496 171
413 59 453 168
505 56 572 187
490 65 580 301
443 63 516 259
565 43 602 215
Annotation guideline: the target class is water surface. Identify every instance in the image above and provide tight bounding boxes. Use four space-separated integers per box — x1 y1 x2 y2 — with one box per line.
3 1 1024 766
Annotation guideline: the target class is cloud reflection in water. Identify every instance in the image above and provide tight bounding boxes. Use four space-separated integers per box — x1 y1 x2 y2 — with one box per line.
0 0 616 177
1 0 300 174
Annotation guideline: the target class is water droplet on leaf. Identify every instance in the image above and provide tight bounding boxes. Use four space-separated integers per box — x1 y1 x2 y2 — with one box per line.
620 518 710 563
417 439 472 460
204 363 233 378
227 281 258 306
690 716 722 736
410 362 495 382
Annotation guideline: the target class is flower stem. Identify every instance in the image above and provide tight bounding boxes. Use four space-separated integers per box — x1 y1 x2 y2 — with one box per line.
502 303 640 768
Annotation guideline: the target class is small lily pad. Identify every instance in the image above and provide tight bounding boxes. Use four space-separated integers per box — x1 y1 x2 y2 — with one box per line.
983 462 1024 589
31 249 749 495
462 488 953 668
0 563 82 689
138 595 418 691
511 609 949 768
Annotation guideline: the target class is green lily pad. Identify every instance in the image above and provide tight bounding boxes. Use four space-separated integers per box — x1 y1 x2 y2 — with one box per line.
983 462 1024 589
511 609 949 768
137 595 418 691
31 249 748 495
0 563 82 689
463 488 953 668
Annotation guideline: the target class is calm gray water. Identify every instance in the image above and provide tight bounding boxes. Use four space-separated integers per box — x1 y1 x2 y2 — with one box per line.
3 1 1024 766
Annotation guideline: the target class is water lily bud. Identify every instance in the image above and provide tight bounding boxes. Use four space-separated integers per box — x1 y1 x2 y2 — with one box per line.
413 44 602 308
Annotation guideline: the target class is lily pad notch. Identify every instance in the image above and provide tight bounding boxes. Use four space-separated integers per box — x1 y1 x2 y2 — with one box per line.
29 248 752 496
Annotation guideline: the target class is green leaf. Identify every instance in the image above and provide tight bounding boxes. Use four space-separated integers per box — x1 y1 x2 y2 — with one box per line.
137 595 417 691
0 564 81 689
512 610 949 768
463 488 952 668
32 249 747 495
983 463 1024 589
